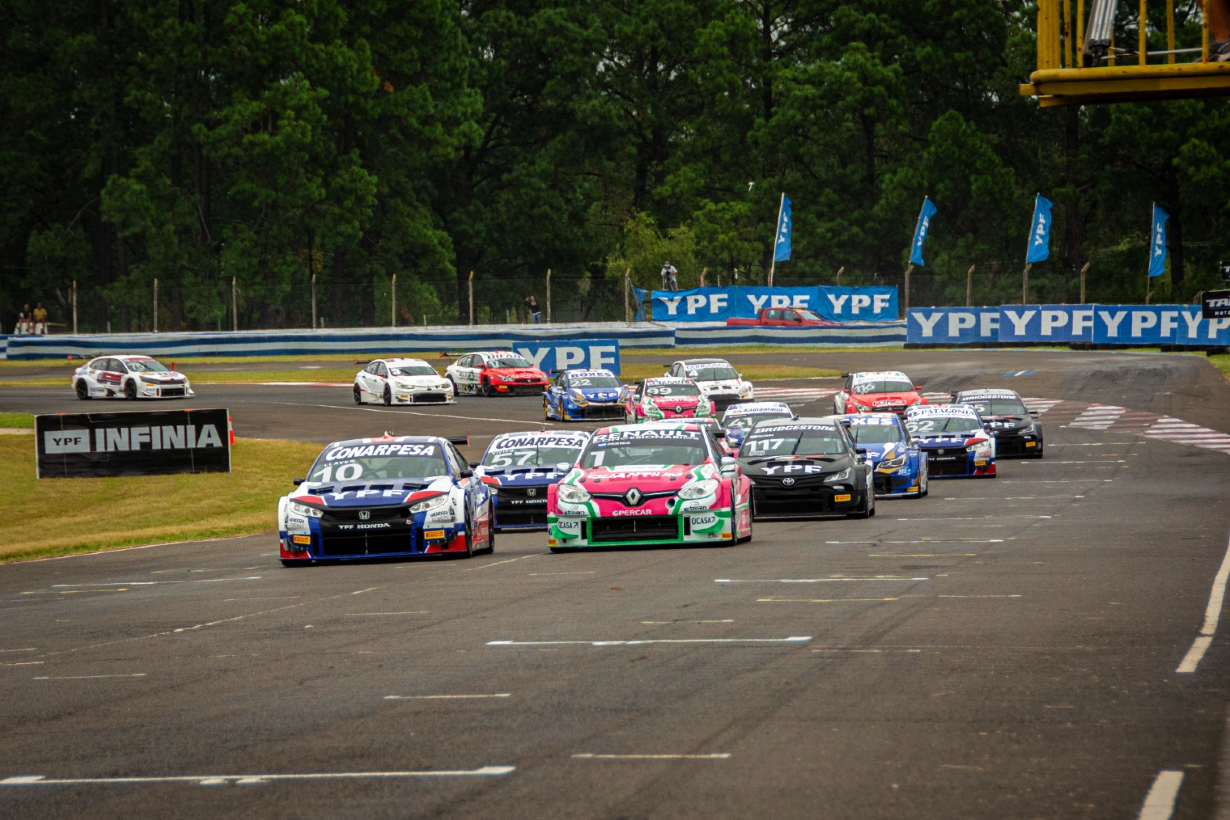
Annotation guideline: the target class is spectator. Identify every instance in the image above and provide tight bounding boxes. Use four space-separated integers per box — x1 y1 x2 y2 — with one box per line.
660 261 679 292
1214 0 1230 60
32 302 48 334
15 303 31 334
525 294 542 324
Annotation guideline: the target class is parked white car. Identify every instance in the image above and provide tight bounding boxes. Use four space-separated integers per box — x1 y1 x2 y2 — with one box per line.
72 355 193 400
353 358 455 405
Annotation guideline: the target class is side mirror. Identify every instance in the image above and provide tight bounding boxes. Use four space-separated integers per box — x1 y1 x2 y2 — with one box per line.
472 465 487 479
555 461 573 474
914 385 923 390
459 468 473 478
1029 410 1040 418
468 461 479 468
720 456 738 476
292 478 305 486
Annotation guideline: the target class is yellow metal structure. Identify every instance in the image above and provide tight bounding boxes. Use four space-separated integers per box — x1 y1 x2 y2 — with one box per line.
1022 0 1230 107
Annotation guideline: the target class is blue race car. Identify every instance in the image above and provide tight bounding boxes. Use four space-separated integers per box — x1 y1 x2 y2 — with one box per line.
277 434 493 566
840 412 928 497
721 401 795 450
543 369 625 421
904 404 996 479
478 430 591 530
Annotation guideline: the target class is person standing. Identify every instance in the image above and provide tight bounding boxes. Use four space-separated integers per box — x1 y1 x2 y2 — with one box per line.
32 302 48 334
660 261 679 292
525 294 542 324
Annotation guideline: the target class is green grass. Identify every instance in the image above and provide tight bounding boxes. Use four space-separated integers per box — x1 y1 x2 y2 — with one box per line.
0 435 322 562
0 413 34 428
1211 354 1230 380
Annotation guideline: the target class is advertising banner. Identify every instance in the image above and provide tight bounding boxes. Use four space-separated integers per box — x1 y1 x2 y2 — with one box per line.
906 307 1000 345
512 339 621 375
995 305 1230 345
649 286 898 323
1201 290 1230 320
36 409 231 479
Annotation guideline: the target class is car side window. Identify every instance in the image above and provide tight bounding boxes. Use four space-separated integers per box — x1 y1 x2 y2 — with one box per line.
113 359 129 373
447 445 468 475
377 363 389 378
93 359 109 371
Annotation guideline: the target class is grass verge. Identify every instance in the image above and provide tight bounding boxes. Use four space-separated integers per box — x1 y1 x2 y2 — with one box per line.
0 413 34 428
1211 353 1230 380
0 435 321 562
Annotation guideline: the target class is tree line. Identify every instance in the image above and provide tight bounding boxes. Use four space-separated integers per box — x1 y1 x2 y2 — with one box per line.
2 0 1228 332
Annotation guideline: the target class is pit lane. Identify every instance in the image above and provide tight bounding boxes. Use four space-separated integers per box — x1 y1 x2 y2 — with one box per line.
1 349 1229 819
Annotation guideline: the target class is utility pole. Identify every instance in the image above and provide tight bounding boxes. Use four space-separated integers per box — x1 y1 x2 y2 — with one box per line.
966 265 975 307
391 274 397 327
1022 263 1032 305
1079 262 1090 303
624 268 631 323
546 269 552 323
231 277 238 331
311 274 317 329
903 264 913 316
468 271 475 325
153 278 158 332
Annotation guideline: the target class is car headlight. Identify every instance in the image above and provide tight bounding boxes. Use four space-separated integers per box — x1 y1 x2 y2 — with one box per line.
879 454 907 470
557 484 591 504
677 479 719 499
409 494 450 513
824 469 851 483
569 389 589 405
739 383 753 396
440 381 453 391
289 500 324 519
696 403 711 416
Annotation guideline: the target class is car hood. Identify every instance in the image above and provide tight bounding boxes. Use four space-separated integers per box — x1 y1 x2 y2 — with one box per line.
738 454 853 479
647 395 704 408
291 477 453 506
489 368 545 379
855 441 902 460
572 387 622 401
853 391 921 407
697 381 743 392
913 432 979 447
137 372 186 382
568 464 712 492
982 415 1031 433
485 468 567 487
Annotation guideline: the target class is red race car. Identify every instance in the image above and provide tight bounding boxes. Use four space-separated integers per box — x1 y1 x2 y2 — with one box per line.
832 370 927 415
444 350 548 396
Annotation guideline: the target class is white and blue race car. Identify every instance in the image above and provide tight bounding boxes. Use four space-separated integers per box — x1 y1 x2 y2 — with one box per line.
721 401 795 450
478 430 591 530
841 412 928 497
904 404 996 479
277 434 494 566
543 369 625 421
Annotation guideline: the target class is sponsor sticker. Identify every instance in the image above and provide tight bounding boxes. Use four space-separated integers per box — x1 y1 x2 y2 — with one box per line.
1025 441 1036 447
292 535 311 545
424 529 445 539
833 494 852 502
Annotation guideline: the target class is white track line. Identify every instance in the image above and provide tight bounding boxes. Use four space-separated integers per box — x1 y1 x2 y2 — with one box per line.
487 637 810 647
572 753 730 760
716 577 928 583
1137 770 1184 820
1176 533 1230 674
0 767 515 786
384 694 510 700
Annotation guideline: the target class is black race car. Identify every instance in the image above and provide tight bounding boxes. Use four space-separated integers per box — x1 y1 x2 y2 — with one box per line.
951 388 1044 458
737 418 875 519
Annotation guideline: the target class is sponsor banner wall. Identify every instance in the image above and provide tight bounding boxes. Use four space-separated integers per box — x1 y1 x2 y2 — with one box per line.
650 286 899 323
996 305 1230 345
36 408 231 479
907 307 1001 345
677 323 905 347
511 339 621 375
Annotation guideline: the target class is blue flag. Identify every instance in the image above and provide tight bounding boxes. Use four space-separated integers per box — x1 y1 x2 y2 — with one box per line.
774 196 793 262
1025 194 1054 264
1149 204 1169 278
910 196 938 266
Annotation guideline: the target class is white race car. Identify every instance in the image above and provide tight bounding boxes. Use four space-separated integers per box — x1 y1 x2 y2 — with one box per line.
443 350 549 397
353 358 455 405
72 355 194 400
664 358 754 412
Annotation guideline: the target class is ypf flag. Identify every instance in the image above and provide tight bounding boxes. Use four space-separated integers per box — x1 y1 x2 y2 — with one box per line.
1025 194 1054 264
1149 204 1169 278
910 196 938 266
774 196 793 262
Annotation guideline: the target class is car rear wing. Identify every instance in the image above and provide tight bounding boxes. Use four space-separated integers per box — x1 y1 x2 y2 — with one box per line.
438 350 466 359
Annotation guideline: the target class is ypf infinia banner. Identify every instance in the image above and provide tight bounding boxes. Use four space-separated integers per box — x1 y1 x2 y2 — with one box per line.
36 408 231 479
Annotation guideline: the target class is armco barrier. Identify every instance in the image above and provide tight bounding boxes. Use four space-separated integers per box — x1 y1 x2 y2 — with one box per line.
907 305 1230 346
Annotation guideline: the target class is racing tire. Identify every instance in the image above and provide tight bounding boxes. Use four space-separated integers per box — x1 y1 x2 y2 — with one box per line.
462 508 476 558
917 467 929 498
736 492 753 544
383 385 392 406
75 380 90 400
482 379 495 398
447 376 459 396
543 399 551 421
483 501 496 554
280 560 310 568
353 385 363 405
124 380 138 400
848 489 873 520
549 546 575 554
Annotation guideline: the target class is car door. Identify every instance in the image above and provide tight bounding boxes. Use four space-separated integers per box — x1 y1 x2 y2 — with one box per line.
357 363 375 399
464 355 483 391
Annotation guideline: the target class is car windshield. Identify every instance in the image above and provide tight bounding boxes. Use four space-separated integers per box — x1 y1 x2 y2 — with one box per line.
487 355 532 368
725 412 793 432
854 379 914 394
580 430 708 468
567 375 622 388
307 442 450 483
645 383 700 397
685 365 738 381
482 434 588 469
906 415 982 435
390 364 438 377
796 309 824 321
126 359 170 373
740 425 848 457
961 397 1027 416
847 423 904 445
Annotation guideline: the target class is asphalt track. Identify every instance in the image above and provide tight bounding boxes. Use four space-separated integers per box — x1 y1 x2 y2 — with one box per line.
2 349 1230 819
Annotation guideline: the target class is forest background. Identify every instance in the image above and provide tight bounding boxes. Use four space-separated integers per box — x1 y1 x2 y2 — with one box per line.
2 0 1228 331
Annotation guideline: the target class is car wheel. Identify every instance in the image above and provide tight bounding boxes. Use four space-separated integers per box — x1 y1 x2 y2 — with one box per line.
75 380 90 400
383 385 392 406
484 501 496 553
124 380 138 399
353 385 363 404
918 465 929 498
482 379 495 397
447 376 459 396
543 399 551 420
849 488 873 519
462 508 476 558
868 490 876 517
280 559 310 568
736 490 753 544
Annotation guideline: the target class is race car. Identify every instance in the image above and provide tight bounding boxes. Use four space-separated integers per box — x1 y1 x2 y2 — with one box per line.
623 377 715 423
951 388 1044 458
72 355 193 400
353 358 455 405
478 430 591 530
543 369 625 421
547 422 753 551
832 370 926 415
737 418 875 519
904 404 996 478
721 401 796 450
840 412 928 497
277 434 494 566
664 358 754 411
444 351 548 396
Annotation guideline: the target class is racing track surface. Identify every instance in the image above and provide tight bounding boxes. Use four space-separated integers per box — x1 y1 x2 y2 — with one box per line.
1 349 1230 819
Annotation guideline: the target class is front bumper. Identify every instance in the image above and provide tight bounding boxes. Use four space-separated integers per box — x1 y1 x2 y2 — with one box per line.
562 400 625 421
749 478 866 517
493 486 551 530
489 380 548 396
992 432 1042 457
279 506 470 561
920 447 995 478
873 463 924 496
393 390 455 405
548 509 733 548
139 382 193 399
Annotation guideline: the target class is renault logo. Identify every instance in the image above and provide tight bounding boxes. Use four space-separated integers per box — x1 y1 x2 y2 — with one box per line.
624 488 643 506
675 405 683 413
358 510 370 520
781 477 796 486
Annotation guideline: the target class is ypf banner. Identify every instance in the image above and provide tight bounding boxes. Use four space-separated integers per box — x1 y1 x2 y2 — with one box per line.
36 408 231 479
650 286 898 323
512 339 621 375
997 305 1230 345
907 307 1001 344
